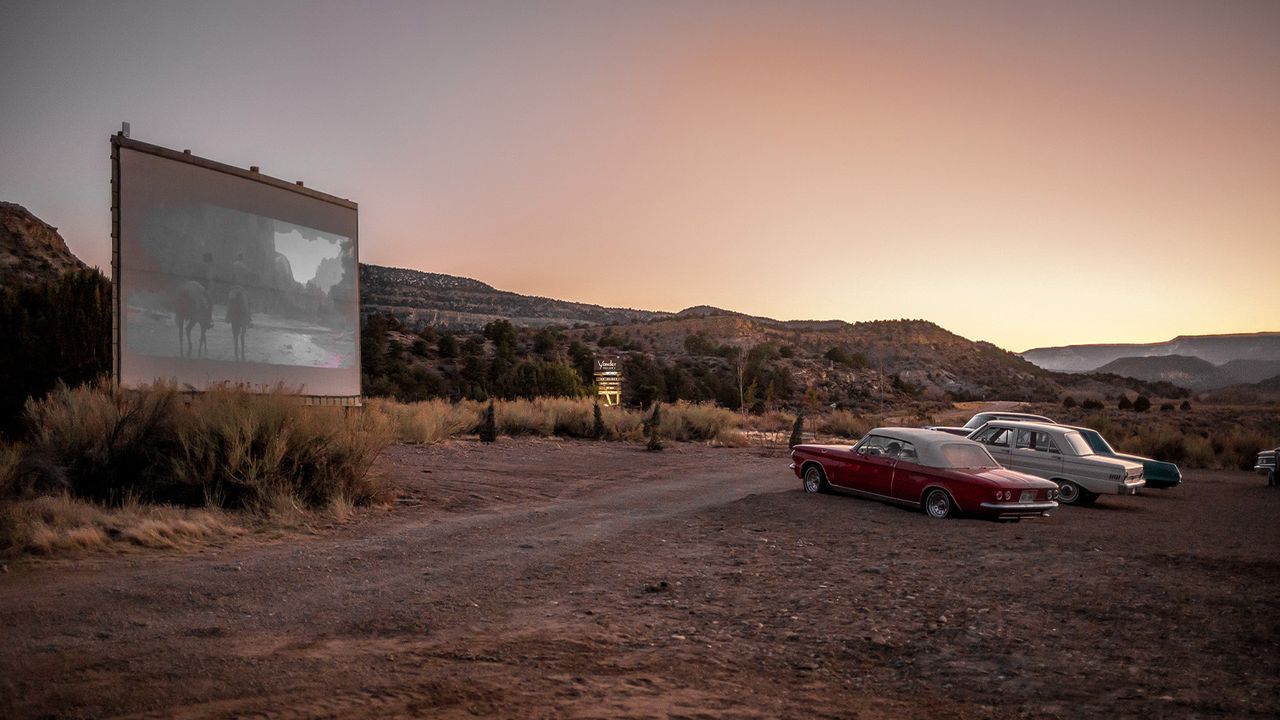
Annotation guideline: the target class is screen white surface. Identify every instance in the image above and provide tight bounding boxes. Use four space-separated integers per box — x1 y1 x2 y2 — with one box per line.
118 146 359 396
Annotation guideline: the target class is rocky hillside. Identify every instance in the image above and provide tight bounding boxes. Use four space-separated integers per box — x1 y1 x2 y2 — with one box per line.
360 263 1177 407
360 263 666 329
0 202 89 285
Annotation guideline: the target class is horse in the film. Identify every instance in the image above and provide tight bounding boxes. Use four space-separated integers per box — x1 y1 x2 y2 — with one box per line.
225 285 251 361
174 280 213 358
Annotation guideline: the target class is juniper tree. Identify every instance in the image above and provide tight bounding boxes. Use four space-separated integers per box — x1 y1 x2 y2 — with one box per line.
647 402 663 451
789 412 804 449
479 399 497 443
593 399 606 440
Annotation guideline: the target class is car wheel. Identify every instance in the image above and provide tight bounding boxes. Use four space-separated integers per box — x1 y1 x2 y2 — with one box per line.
923 488 955 519
1056 480 1084 505
802 465 827 494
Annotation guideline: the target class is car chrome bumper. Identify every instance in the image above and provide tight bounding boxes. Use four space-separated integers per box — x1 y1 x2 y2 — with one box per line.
1116 480 1144 495
979 501 1058 516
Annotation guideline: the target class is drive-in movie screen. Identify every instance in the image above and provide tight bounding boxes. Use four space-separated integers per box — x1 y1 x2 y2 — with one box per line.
117 142 359 397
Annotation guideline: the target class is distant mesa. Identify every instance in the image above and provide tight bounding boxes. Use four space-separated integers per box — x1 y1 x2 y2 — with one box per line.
1023 335 1280 390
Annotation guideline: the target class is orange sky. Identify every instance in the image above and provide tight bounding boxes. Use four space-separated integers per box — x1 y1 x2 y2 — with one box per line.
1 1 1277 350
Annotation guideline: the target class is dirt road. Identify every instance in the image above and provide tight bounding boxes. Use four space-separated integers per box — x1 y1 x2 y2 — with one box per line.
2 439 1277 719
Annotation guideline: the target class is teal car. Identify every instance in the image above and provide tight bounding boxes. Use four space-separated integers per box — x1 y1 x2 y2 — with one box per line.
1067 425 1182 489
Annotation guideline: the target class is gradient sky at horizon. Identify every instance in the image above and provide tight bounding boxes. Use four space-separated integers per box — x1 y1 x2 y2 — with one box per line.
1 0 1277 351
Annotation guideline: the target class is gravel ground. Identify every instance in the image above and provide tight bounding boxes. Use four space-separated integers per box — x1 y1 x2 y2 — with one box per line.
1 438 1276 719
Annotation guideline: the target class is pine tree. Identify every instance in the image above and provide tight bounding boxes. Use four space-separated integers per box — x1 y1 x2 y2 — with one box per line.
479 399 497 443
789 412 804 448
647 402 663 451
593 399 606 440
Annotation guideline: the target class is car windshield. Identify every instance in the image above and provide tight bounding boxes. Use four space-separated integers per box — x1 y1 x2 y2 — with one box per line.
939 443 999 468
1061 431 1093 455
962 414 990 430
1078 429 1115 454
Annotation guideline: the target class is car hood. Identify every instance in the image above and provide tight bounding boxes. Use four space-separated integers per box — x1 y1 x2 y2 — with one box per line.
968 467 1059 489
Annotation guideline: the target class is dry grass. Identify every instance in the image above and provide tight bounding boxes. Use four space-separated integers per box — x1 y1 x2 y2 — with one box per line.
660 402 743 444
7 383 394 514
370 398 482 444
819 410 872 440
368 397 746 445
1 493 244 555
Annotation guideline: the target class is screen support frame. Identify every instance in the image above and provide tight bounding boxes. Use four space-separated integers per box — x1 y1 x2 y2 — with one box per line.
109 132 362 406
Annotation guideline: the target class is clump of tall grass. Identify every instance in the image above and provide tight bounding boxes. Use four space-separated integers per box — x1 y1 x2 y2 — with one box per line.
370 398 481 444
12 382 183 503
820 410 870 440
660 402 743 444
7 382 393 514
0 493 242 554
173 389 393 512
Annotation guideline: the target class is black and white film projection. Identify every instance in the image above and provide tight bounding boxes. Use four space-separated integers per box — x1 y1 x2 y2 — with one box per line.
115 138 359 397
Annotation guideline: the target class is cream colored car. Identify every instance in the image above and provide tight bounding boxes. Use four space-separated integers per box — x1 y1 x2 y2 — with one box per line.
968 420 1144 505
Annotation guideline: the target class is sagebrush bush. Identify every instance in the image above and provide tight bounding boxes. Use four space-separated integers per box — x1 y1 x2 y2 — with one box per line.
821 410 870 439
13 383 183 503
8 383 392 512
661 402 742 443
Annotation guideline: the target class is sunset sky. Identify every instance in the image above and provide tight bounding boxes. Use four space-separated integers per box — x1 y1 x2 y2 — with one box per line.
1 1 1277 351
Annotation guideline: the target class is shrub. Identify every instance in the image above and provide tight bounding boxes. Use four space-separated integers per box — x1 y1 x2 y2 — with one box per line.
593 401 606 440
660 402 741 443
371 398 480 444
479 400 498 443
1134 396 1151 413
1118 396 1133 410
1081 399 1104 410
1062 396 1077 409
1180 400 1192 411
647 403 664 451
789 413 804 448
821 410 869 440
10 383 392 513
12 382 183 503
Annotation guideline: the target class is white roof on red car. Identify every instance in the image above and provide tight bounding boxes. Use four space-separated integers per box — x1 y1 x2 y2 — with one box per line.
862 427 998 469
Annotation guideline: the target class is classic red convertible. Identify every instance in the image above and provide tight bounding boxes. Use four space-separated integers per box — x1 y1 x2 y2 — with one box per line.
790 427 1059 519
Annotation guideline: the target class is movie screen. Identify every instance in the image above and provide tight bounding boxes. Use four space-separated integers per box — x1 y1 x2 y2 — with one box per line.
117 144 360 397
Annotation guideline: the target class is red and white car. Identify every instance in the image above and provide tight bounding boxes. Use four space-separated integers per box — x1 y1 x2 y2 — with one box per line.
790 427 1059 520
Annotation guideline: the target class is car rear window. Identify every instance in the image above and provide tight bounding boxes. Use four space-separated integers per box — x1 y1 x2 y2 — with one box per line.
940 443 998 468
1062 431 1093 455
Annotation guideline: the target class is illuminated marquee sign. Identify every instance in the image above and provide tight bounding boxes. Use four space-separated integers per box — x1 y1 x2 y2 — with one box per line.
594 356 622 406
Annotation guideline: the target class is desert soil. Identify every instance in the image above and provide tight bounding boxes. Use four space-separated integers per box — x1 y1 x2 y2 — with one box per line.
1 439 1277 719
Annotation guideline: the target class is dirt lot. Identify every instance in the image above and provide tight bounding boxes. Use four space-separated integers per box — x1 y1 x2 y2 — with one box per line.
1 439 1277 719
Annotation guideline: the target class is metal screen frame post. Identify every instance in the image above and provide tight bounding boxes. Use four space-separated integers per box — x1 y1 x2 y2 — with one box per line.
110 132 122 387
